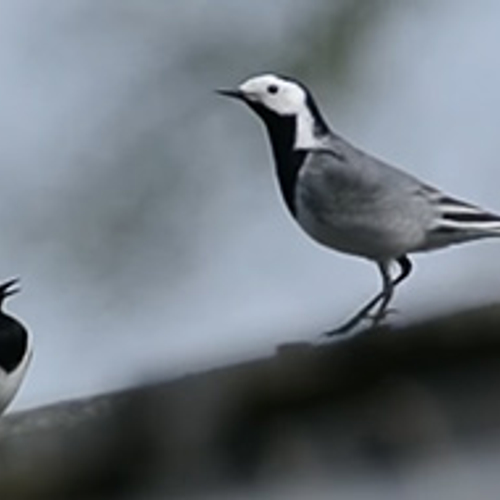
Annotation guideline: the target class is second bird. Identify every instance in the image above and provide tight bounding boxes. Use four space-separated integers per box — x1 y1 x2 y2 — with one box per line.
0 278 31 415
219 74 500 335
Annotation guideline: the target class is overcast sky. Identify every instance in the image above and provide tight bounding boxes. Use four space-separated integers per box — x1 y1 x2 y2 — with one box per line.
2 0 500 411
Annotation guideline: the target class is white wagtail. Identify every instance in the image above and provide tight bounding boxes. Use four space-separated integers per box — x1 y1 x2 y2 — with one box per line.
218 74 500 335
0 278 31 415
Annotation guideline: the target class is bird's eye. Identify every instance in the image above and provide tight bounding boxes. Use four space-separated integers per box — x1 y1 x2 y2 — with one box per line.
267 84 279 95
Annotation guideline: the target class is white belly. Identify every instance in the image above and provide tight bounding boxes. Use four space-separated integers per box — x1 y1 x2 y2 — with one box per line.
0 347 32 415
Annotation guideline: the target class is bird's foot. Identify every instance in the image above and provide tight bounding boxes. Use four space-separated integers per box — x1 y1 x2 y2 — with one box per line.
368 307 398 328
320 307 398 341
320 315 370 340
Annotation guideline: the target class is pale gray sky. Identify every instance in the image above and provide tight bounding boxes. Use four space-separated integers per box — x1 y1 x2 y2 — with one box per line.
1 0 499 411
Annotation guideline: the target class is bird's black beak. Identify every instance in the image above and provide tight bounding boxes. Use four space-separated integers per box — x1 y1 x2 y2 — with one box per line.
216 88 246 101
0 278 20 299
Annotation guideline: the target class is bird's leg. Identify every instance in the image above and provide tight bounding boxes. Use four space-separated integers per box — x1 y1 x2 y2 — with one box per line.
369 255 412 327
324 256 412 337
367 263 394 328
324 286 387 336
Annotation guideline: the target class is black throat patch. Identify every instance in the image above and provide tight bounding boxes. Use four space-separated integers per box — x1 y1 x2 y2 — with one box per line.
0 315 28 373
248 103 306 216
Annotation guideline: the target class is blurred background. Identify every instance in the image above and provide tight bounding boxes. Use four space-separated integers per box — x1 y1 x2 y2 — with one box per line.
1 0 499 413
3 1 500 499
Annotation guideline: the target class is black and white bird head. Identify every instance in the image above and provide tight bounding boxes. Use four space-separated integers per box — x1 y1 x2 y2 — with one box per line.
0 278 31 416
218 73 331 150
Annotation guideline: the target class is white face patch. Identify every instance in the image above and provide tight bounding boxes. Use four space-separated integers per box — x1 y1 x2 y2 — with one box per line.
239 74 307 117
238 74 326 149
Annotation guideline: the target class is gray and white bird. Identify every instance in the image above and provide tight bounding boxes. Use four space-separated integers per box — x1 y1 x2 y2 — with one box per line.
0 278 31 415
218 74 500 335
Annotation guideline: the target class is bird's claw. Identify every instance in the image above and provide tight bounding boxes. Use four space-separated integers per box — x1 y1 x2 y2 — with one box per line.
368 307 398 327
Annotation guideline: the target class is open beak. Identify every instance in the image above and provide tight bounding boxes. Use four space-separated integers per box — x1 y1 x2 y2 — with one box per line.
0 277 20 298
216 88 246 100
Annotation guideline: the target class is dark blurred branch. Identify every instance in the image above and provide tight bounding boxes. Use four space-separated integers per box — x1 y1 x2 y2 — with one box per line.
3 304 500 499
